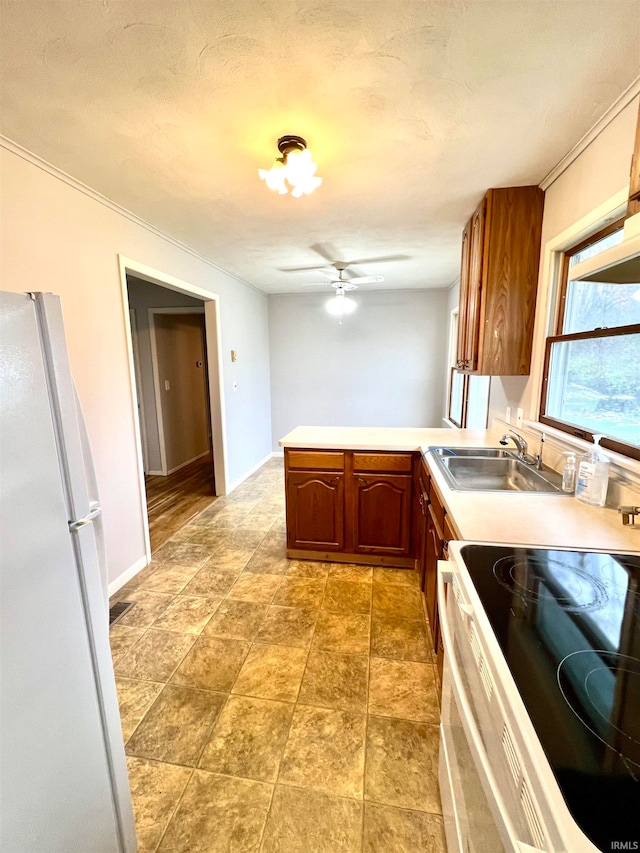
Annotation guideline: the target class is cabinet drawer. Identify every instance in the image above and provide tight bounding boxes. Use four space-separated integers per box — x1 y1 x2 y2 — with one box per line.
353 452 413 473
429 481 445 533
287 450 345 471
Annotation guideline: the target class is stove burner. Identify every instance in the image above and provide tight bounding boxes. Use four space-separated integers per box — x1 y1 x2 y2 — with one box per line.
558 651 640 777
493 554 609 611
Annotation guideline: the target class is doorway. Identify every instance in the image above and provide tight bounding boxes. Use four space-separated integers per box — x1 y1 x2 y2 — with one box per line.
119 257 228 559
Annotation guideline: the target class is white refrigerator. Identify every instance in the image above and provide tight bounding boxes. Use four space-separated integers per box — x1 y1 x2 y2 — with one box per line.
0 291 137 852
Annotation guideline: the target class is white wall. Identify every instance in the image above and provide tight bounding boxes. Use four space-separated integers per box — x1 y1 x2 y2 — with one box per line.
127 276 204 473
0 144 272 587
268 289 449 448
488 95 639 426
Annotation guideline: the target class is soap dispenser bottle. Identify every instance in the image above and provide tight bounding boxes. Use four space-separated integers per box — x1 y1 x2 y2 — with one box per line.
575 435 610 507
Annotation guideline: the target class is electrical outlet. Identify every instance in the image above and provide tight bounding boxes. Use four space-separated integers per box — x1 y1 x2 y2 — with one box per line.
505 406 511 424
516 408 524 427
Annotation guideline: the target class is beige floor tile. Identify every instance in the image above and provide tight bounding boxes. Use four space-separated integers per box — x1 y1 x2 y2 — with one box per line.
109 625 145 664
203 598 268 641
153 541 214 567
115 677 164 741
372 584 424 619
205 547 255 572
172 636 251 692
229 572 283 603
256 530 286 555
126 685 226 766
126 756 192 853
225 527 267 549
328 564 373 583
273 577 326 608
298 650 369 713
115 629 195 682
157 770 272 853
152 595 221 634
232 644 307 702
199 694 294 782
373 567 421 587
286 560 331 580
124 563 160 590
365 716 441 812
363 803 447 852
138 564 199 594
370 614 431 662
312 611 371 655
261 785 362 853
368 658 440 722
255 605 318 648
243 552 290 575
322 579 372 614
182 567 238 597
186 527 233 548
116 590 175 628
279 704 366 799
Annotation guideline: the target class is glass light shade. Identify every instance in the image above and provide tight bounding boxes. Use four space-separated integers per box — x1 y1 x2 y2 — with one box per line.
259 146 322 197
326 293 356 316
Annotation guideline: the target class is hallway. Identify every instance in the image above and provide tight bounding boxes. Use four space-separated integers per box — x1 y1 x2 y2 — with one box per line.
144 453 216 552
109 458 445 852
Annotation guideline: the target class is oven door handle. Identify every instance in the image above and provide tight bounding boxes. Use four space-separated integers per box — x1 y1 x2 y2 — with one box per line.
437 568 546 853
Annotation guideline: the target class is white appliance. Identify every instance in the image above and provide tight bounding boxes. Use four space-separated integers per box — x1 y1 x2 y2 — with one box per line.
0 292 136 852
438 540 640 853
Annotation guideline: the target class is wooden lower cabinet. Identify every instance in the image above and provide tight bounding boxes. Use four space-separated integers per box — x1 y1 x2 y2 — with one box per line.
352 473 412 556
284 448 415 566
424 509 443 632
285 470 345 551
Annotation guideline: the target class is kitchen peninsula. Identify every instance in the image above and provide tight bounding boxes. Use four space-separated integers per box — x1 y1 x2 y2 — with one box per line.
280 425 640 553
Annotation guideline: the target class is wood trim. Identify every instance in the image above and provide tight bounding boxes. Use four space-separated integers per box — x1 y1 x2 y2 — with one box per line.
285 548 416 569
546 323 640 345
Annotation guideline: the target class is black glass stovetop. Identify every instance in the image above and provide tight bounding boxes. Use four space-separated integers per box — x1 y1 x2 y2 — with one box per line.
460 544 640 852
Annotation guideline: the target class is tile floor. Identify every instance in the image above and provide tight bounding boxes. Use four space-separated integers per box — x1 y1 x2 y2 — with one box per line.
109 458 446 853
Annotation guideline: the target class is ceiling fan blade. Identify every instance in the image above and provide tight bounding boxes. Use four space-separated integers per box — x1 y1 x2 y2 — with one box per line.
345 254 410 265
347 275 384 284
277 264 332 273
310 243 340 264
301 282 338 287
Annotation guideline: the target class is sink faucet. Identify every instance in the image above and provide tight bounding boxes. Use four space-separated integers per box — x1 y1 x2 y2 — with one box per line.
499 429 538 466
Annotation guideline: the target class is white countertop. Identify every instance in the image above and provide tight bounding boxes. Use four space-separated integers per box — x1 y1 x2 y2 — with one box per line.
279 426 640 552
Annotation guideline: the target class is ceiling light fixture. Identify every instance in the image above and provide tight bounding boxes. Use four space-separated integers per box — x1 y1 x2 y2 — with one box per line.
258 135 322 198
326 285 356 325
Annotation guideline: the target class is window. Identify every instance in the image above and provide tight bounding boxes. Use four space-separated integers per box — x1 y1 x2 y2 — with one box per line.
447 309 490 428
540 220 640 460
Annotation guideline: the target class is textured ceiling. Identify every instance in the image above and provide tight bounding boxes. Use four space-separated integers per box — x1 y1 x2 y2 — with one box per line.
1 0 639 293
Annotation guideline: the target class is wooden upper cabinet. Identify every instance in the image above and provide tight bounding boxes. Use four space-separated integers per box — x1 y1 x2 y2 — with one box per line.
286 471 345 551
456 185 544 376
351 473 412 556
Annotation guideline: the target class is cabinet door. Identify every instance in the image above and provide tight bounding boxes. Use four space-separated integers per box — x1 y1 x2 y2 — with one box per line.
416 473 429 589
456 218 472 368
424 511 442 643
286 471 345 551
352 473 412 556
462 200 486 371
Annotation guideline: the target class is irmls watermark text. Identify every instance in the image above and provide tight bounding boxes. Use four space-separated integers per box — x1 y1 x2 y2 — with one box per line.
611 843 639 850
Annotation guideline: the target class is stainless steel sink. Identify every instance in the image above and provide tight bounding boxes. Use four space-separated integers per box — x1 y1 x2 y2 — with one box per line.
428 448 565 494
430 446 515 459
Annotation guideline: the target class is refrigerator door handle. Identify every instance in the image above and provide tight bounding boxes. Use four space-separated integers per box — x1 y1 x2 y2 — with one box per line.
69 503 103 531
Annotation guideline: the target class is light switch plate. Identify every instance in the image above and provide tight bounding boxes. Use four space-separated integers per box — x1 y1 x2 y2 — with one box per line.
516 408 523 427
505 406 511 424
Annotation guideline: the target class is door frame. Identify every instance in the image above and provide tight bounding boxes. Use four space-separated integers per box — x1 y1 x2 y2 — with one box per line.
118 256 229 563
148 307 207 476
128 308 150 473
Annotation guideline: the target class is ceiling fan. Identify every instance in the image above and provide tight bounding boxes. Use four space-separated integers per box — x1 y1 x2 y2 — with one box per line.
301 262 384 290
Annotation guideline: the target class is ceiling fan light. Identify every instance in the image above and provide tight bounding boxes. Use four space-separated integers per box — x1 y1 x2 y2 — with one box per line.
326 293 356 316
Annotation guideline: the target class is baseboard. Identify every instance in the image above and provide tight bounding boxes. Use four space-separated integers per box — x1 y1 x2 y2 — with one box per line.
271 450 284 458
226 451 274 494
146 468 164 476
167 451 210 476
108 554 149 598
